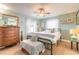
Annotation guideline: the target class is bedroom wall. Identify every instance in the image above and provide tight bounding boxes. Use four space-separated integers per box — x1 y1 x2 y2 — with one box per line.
37 19 46 31
2 9 77 40
58 12 76 40
40 12 77 40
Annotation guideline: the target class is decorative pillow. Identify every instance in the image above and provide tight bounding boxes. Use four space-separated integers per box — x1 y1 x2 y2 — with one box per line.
45 29 55 33
48 29 52 33
51 28 55 33
31 34 38 42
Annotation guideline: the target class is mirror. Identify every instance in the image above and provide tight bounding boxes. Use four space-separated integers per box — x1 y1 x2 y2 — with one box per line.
0 13 18 26
0 14 4 26
76 10 79 25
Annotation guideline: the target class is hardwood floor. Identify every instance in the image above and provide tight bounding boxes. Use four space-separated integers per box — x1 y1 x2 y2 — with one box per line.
0 40 79 55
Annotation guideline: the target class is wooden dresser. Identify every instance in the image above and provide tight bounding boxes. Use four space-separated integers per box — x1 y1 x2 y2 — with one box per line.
0 26 19 47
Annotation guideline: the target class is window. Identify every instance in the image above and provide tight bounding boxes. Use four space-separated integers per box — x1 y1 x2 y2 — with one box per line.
26 19 37 33
46 19 59 29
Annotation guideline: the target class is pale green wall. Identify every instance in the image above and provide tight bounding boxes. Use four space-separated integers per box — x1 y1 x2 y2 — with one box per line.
40 12 77 40
58 12 76 40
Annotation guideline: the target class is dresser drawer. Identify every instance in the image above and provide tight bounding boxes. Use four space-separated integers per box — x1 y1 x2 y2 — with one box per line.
3 39 18 46
4 30 19 34
4 30 18 33
4 28 19 31
0 39 3 46
4 34 19 37
4 37 18 40
0 26 19 47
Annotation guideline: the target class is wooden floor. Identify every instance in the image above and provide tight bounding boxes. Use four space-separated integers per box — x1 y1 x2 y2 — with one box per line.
0 40 79 55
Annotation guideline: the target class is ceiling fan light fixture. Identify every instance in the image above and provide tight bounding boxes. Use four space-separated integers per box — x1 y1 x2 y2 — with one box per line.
35 7 50 17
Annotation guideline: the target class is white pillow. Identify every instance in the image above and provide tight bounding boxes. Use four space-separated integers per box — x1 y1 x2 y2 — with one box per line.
31 34 38 42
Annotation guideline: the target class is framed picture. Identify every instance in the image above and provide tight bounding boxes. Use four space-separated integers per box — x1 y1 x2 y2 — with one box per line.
66 18 74 23
60 18 74 24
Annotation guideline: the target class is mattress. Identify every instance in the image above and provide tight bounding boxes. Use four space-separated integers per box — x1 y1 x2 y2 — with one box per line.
27 32 61 44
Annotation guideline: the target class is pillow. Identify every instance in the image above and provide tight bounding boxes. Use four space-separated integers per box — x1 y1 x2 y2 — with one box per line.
47 29 52 33
45 29 55 33
51 28 55 33
31 34 38 42
45 29 50 33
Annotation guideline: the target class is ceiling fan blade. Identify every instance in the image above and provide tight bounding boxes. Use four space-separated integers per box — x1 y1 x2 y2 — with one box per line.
46 12 50 14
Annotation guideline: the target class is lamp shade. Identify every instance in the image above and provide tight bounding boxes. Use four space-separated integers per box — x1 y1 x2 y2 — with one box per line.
70 29 74 34
70 28 79 35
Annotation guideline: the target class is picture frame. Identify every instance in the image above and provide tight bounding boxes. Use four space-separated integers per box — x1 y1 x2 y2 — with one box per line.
60 18 74 24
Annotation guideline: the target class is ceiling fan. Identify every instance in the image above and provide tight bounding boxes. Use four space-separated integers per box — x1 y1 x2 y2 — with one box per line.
34 7 50 17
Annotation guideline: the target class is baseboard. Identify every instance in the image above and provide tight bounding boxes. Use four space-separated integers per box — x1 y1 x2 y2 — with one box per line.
0 46 5 49
61 39 71 43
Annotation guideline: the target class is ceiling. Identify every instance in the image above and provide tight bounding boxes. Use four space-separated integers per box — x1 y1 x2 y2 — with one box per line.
2 3 79 19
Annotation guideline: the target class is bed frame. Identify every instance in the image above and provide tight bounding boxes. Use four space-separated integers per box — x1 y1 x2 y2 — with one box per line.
38 37 53 55
26 35 60 55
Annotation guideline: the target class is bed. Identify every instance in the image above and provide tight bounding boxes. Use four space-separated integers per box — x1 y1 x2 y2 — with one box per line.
26 30 61 55
27 31 61 44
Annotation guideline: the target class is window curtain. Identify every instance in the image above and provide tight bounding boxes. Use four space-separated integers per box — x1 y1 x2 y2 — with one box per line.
26 19 37 33
46 19 59 29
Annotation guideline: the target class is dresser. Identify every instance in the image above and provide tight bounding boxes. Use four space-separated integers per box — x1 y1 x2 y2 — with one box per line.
0 26 19 47
0 13 20 47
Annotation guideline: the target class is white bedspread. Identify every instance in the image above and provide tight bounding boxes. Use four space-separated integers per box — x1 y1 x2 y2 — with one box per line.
27 31 61 44
21 39 45 55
